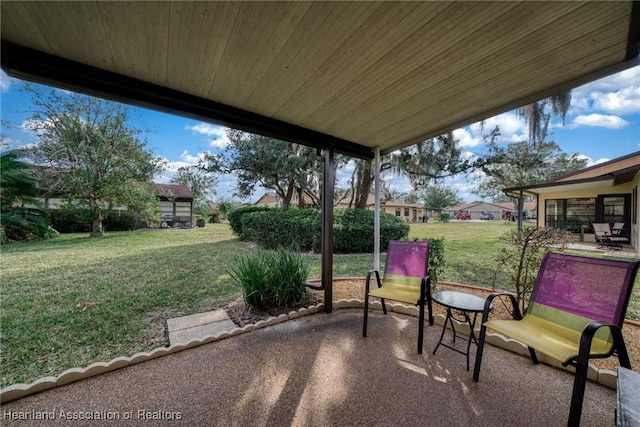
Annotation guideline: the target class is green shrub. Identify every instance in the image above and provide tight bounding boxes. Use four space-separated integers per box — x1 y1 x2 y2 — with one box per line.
102 210 138 231
334 208 409 253
49 209 140 232
238 207 409 253
227 206 271 239
427 237 445 288
228 247 310 309
196 218 206 228
48 208 91 233
242 208 321 251
406 236 445 290
208 211 220 223
494 226 573 313
439 212 450 222
1 208 55 244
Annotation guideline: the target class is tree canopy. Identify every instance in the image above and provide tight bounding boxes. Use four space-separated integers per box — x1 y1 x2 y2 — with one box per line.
421 184 463 210
22 85 164 237
475 140 587 202
203 130 320 210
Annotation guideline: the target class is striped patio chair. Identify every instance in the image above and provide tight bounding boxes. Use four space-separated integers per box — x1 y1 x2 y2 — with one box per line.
363 240 433 353
473 252 640 427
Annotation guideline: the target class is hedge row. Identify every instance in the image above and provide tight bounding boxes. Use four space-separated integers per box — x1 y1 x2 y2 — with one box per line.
48 209 139 233
242 208 321 251
230 206 409 253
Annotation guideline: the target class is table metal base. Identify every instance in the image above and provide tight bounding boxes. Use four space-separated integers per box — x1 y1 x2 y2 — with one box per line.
433 308 479 370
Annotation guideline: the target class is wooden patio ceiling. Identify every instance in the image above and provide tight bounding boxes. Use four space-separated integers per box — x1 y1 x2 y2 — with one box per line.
1 1 638 159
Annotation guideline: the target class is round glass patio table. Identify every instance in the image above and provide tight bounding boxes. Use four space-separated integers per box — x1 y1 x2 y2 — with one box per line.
431 290 487 371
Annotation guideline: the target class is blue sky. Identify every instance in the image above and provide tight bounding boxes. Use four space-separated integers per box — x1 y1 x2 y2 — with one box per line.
1 66 639 203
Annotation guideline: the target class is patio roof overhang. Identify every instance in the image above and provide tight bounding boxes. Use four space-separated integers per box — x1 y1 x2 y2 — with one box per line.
503 160 640 197
504 176 618 198
1 1 639 310
1 1 639 159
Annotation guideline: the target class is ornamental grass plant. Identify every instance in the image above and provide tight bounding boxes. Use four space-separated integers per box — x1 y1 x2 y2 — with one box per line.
229 247 310 309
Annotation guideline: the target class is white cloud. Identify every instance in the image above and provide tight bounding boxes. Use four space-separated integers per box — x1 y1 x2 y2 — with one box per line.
467 112 527 144
577 67 640 93
161 150 211 174
453 128 481 148
335 160 355 188
0 70 17 92
185 123 230 147
570 66 640 115
569 114 628 129
592 86 640 115
0 135 28 150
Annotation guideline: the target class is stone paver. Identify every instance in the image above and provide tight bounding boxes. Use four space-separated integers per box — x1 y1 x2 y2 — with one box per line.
167 309 236 345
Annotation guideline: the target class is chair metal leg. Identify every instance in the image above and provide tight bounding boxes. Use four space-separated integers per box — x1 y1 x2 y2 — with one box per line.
363 296 369 337
418 299 424 354
472 323 487 381
568 355 588 427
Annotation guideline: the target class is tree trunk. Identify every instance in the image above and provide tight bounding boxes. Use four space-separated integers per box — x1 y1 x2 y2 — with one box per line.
280 178 296 211
355 160 373 208
90 199 104 237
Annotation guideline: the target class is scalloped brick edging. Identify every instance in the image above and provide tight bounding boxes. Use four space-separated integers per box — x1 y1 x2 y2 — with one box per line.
0 299 622 403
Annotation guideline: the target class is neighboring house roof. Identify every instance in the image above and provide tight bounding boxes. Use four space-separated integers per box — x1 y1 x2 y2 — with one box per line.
381 200 423 209
155 184 193 199
447 201 537 212
503 151 640 195
254 192 309 206
255 193 278 205
493 201 537 211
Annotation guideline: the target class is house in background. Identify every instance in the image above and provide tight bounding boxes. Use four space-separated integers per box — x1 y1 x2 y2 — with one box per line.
255 192 427 222
503 151 640 254
445 201 534 220
155 184 193 228
380 200 426 222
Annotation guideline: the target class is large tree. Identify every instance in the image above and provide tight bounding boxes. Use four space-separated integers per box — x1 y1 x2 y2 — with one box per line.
22 85 164 237
517 92 571 148
393 128 503 190
475 140 587 202
203 130 320 210
421 184 463 210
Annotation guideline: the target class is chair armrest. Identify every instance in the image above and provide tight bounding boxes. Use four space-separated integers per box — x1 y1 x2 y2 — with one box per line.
576 322 631 368
365 270 381 294
480 292 522 324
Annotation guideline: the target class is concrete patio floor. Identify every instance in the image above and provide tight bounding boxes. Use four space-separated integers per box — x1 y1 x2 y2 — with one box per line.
0 309 616 426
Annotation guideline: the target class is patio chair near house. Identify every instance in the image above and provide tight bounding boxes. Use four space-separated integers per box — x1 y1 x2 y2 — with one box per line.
473 252 640 427
363 240 433 353
612 222 626 237
593 222 628 249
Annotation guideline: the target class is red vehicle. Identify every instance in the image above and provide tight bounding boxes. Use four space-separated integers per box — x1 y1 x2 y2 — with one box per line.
456 211 471 220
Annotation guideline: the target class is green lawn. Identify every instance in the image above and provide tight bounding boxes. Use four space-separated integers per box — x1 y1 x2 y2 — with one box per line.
1 221 638 388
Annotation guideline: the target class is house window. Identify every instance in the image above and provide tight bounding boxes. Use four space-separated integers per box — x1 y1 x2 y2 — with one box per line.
601 196 625 224
404 208 409 217
395 208 401 217
545 198 595 233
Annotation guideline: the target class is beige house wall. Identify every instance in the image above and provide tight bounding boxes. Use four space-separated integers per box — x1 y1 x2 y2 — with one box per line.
32 197 128 211
536 180 637 250
380 205 425 222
